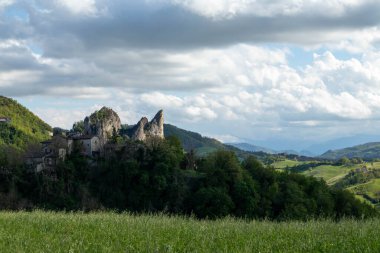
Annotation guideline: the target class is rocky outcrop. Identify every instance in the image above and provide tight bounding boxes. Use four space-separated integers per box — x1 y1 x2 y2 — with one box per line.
147 110 164 138
84 107 121 144
81 107 163 143
129 110 164 141
131 117 149 141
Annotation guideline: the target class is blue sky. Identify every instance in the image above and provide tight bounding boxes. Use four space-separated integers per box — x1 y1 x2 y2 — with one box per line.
1 0 380 153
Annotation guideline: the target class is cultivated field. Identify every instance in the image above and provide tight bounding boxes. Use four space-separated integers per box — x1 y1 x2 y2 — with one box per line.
272 159 380 205
270 159 307 169
0 211 379 252
302 164 354 185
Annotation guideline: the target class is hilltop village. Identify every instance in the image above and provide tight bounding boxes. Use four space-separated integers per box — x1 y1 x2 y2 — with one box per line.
26 107 164 172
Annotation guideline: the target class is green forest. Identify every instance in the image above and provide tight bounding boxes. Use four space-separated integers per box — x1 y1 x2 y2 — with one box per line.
0 136 376 220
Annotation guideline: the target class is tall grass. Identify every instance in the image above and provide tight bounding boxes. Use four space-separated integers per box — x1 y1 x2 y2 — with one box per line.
0 211 379 252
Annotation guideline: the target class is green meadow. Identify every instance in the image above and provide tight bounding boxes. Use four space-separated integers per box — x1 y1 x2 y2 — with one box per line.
348 179 380 200
273 159 380 205
0 211 379 253
302 164 354 185
270 159 307 169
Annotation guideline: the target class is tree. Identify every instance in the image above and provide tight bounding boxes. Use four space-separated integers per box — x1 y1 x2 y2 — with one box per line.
339 157 351 166
72 120 85 133
191 187 234 219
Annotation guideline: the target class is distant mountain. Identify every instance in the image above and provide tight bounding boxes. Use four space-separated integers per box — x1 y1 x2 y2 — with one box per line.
227 143 276 154
0 96 52 150
228 143 316 157
299 150 316 157
320 142 380 160
307 135 380 156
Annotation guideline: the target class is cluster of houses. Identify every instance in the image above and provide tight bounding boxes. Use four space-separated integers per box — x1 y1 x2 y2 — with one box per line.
26 133 101 173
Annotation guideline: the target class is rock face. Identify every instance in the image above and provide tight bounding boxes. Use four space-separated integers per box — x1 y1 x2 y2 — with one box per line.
81 107 163 143
84 107 121 144
130 110 164 141
131 117 149 141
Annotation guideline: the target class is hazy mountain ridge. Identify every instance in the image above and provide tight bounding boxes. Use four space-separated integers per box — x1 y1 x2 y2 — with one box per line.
320 142 380 160
228 143 316 157
306 135 380 155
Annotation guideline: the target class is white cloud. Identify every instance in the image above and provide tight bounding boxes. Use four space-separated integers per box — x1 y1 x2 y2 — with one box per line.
48 87 112 99
207 133 242 143
3 39 380 129
169 0 366 19
326 27 380 53
0 70 41 87
56 0 98 15
0 0 14 9
185 106 218 121
140 92 184 108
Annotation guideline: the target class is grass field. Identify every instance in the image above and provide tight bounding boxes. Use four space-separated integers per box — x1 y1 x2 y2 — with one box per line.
348 178 380 200
366 162 380 170
0 212 380 253
302 165 354 185
271 159 308 169
292 162 380 205
301 162 380 185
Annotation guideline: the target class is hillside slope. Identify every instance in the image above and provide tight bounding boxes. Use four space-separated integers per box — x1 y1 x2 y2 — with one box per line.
164 124 225 155
0 96 52 149
227 142 276 154
163 124 278 161
320 142 380 160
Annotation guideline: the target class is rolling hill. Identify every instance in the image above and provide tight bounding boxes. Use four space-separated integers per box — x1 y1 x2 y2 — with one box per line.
164 124 226 155
0 96 52 150
164 124 292 163
320 142 380 160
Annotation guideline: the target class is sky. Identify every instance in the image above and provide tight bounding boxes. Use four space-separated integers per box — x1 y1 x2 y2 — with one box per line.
1 0 380 152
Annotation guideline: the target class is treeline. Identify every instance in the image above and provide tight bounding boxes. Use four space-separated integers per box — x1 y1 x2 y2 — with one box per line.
0 137 377 220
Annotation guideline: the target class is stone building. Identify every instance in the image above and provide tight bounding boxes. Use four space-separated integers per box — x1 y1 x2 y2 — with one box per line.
26 134 100 172
26 135 71 172
71 135 101 157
